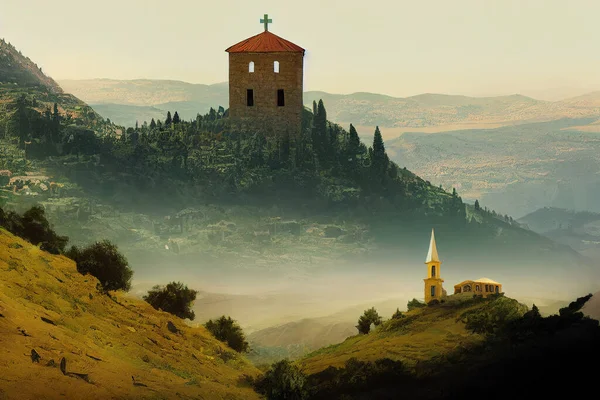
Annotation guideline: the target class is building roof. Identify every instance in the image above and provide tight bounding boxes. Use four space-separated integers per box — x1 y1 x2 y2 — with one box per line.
225 31 305 54
475 277 501 284
425 228 440 263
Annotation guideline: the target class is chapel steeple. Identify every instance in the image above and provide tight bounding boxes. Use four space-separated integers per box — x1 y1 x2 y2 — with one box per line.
424 229 444 304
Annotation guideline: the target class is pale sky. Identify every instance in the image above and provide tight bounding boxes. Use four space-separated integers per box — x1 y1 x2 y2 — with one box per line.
3 0 600 99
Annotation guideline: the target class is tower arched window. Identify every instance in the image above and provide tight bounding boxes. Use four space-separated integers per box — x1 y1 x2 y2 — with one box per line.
431 286 436 297
431 265 436 277
274 61 279 73
249 61 255 73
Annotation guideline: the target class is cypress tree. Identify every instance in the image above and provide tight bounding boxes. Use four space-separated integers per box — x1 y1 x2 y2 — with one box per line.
150 118 156 129
348 124 360 154
173 111 181 124
371 126 389 177
165 111 172 125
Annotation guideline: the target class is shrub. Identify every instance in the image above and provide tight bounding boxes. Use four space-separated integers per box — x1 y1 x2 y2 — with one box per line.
66 240 132 292
254 359 309 400
356 307 383 334
204 315 249 353
143 281 198 320
391 308 404 319
428 299 440 306
407 298 426 311
0 206 68 254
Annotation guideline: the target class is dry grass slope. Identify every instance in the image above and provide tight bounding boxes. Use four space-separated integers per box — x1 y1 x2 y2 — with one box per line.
0 228 261 400
298 295 490 376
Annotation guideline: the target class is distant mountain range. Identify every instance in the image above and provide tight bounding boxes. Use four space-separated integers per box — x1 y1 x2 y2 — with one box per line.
518 207 600 260
58 78 600 131
387 118 600 218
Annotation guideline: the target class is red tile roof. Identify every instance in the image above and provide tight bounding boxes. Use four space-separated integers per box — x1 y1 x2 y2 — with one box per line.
225 31 305 54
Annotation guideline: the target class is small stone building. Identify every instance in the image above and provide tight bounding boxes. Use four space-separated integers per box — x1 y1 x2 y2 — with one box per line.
454 278 503 298
225 15 305 137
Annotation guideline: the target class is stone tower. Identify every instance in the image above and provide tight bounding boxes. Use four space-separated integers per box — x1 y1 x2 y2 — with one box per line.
424 228 445 304
225 15 305 137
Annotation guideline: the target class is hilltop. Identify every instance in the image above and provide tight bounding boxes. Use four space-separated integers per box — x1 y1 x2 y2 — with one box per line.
58 78 600 130
0 40 115 135
0 39 62 93
0 228 260 399
298 294 525 375
274 292 600 399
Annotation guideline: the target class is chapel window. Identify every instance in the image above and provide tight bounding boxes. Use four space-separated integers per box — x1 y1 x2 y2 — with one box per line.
249 61 255 73
431 286 436 297
431 265 436 277
274 60 280 73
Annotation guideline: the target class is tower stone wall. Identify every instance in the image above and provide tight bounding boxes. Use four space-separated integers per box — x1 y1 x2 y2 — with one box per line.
228 52 303 137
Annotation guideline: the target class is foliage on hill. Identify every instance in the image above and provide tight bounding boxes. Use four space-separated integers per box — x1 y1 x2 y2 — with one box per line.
205 316 250 353
66 240 133 293
0 228 261 399
0 205 68 254
0 39 62 93
254 293 600 399
143 281 198 320
7 88 465 224
356 307 382 334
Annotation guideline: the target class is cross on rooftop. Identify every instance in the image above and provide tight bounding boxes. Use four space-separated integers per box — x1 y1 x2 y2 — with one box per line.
260 14 272 31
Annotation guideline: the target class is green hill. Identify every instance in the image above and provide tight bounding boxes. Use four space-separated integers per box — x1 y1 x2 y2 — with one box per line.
0 39 117 140
265 293 600 399
298 294 526 375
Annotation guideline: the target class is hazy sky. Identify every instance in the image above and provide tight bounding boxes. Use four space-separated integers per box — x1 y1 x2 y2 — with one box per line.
3 0 600 99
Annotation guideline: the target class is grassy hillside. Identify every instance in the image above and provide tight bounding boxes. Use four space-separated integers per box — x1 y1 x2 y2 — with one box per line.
277 293 600 399
0 228 260 399
298 294 525 375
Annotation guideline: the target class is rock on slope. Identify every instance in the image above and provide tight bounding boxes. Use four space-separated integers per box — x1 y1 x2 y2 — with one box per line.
0 228 260 400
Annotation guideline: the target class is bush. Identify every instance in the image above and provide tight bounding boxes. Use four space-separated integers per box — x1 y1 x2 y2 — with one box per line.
66 240 132 292
0 205 68 254
407 298 426 311
391 308 404 319
254 359 309 400
143 281 198 320
356 307 383 334
428 299 440 306
205 315 249 353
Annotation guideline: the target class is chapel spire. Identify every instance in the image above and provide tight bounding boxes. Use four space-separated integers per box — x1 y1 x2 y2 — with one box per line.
425 228 440 263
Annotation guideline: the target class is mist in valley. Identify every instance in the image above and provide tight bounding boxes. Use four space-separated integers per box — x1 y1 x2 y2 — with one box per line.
118 236 598 334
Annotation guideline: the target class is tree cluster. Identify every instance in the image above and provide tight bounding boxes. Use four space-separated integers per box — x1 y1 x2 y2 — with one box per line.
143 282 198 320
204 315 249 353
0 205 68 254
